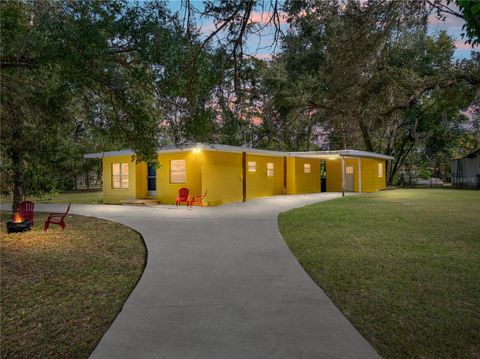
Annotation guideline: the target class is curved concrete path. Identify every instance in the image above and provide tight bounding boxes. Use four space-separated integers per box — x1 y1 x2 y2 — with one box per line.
23 194 378 358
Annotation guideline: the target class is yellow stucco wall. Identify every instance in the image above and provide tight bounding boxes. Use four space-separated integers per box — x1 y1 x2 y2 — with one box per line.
326 159 342 192
286 157 296 195
102 156 138 204
286 157 321 194
295 157 321 194
201 151 243 206
245 154 284 200
326 158 387 192
155 151 202 204
101 151 387 204
361 158 387 192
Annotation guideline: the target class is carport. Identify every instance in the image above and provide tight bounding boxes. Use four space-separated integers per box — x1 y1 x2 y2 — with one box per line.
289 150 394 196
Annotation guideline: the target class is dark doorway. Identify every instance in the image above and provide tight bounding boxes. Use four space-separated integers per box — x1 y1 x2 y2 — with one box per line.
147 164 156 196
320 160 326 192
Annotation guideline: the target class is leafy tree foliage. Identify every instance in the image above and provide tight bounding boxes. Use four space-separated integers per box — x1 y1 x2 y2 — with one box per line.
0 0 211 210
258 0 479 183
1 0 479 207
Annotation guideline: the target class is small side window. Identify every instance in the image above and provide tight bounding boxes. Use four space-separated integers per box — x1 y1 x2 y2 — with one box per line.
248 161 256 172
112 163 129 189
304 163 311 174
378 163 383 178
171 159 186 183
267 163 274 177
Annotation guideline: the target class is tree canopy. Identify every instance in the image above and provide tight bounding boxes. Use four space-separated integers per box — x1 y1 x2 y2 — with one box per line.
1 0 479 208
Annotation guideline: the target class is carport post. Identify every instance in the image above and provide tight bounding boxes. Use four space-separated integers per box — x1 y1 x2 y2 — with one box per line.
358 158 362 193
242 151 247 202
341 156 345 197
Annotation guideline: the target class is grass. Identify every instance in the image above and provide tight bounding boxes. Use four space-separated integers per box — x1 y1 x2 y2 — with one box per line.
0 212 146 358
278 189 480 358
1 191 103 205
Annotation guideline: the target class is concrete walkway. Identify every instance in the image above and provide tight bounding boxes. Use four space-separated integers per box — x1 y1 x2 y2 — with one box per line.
24 194 379 358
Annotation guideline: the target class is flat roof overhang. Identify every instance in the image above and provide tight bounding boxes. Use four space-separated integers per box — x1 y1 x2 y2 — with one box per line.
289 150 394 161
84 143 394 161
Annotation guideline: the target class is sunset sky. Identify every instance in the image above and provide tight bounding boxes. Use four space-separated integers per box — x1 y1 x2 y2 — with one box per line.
167 0 478 60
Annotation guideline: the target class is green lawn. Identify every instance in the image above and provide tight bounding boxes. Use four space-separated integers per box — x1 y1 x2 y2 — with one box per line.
1 212 146 358
1 191 103 205
279 189 480 358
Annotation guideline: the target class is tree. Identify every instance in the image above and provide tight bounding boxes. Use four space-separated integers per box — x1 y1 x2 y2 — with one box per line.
0 1 186 210
260 0 479 184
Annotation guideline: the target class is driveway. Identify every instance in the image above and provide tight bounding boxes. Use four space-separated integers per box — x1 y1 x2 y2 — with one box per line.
24 194 379 358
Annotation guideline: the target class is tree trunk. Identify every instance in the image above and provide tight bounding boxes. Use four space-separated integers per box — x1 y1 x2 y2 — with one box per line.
357 119 374 152
339 122 347 150
306 124 312 151
11 147 24 212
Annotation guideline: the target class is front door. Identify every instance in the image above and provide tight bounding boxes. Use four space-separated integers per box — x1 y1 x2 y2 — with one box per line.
345 165 354 192
147 164 156 197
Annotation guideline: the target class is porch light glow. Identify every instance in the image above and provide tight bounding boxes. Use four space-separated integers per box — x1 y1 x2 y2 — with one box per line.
193 148 201 153
329 157 337 160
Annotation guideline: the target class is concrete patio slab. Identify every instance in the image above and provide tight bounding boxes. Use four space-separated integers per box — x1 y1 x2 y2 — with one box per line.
8 193 379 358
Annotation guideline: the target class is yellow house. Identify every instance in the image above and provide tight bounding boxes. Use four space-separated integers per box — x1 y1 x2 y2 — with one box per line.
85 144 393 205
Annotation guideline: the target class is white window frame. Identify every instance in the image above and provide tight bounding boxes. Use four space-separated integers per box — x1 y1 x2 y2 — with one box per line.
170 159 186 184
304 163 311 174
248 161 256 172
267 162 274 177
112 163 128 189
378 163 384 178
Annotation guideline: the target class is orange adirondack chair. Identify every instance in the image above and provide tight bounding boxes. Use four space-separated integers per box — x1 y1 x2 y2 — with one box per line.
44 203 71 231
190 189 207 208
175 188 190 207
17 201 35 225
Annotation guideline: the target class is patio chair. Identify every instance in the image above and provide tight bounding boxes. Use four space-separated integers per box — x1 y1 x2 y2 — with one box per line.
17 201 35 225
190 189 208 208
175 188 190 207
44 203 71 231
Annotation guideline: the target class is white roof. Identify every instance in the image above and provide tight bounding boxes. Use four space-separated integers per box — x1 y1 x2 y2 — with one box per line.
84 143 394 160
289 150 394 160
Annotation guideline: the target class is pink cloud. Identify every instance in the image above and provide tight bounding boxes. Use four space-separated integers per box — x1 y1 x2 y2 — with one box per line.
428 13 465 27
252 53 272 60
454 40 477 50
199 20 219 34
249 11 288 25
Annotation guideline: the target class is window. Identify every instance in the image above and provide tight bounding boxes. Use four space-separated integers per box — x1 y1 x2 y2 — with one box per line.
248 161 256 172
112 163 128 189
304 163 311 174
267 163 274 177
170 159 186 183
345 166 354 174
378 163 383 177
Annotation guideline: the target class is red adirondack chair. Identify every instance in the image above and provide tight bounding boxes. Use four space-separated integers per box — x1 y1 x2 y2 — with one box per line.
190 189 208 208
175 188 190 207
17 201 35 225
44 203 71 231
